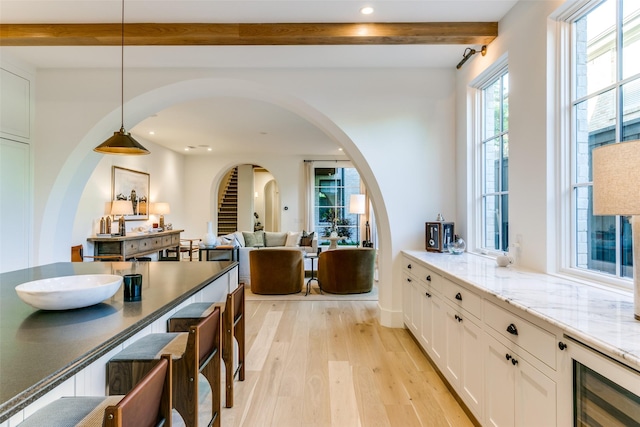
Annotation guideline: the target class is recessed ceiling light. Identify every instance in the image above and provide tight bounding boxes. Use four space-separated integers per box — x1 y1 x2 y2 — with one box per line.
207 147 212 152
360 6 374 15
148 131 155 135
339 148 344 151
184 147 189 151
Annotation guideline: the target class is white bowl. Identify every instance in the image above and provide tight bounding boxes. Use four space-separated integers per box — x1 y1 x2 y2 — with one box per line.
15 274 123 310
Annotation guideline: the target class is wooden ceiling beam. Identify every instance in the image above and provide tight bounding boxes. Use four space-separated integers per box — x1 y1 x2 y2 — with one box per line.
0 22 497 46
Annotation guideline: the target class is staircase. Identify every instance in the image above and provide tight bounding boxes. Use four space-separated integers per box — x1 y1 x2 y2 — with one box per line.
217 167 238 235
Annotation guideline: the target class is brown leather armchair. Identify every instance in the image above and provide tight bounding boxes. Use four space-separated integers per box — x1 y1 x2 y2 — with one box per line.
318 248 376 294
249 248 304 294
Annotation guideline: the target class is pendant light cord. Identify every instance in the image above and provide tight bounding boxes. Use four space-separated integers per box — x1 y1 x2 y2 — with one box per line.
120 0 125 131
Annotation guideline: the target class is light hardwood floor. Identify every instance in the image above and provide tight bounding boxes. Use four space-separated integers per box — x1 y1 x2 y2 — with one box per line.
216 298 475 427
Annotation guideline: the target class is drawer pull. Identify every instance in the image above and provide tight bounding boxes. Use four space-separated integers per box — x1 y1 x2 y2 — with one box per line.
426 275 431 282
506 323 519 336
505 354 511 361
407 278 412 283
425 292 431 298
558 342 567 351
454 314 463 322
407 264 412 269
511 358 518 366
455 292 462 301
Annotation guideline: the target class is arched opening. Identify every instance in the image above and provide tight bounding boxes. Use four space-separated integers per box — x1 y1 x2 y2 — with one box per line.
216 164 280 235
44 76 395 326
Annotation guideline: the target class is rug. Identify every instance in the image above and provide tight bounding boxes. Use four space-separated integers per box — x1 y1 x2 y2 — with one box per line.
244 282 378 301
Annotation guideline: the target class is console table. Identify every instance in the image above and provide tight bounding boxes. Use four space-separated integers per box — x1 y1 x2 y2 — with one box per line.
87 229 183 260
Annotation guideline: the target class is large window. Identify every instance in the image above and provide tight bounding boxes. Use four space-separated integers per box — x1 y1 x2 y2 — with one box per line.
570 0 640 279
479 69 509 252
313 167 362 245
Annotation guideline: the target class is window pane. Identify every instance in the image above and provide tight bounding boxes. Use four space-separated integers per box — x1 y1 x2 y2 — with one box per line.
502 134 509 191
622 79 640 141
483 79 502 140
502 73 509 132
483 195 500 251
621 216 633 278
574 89 616 184
575 0 616 97
501 194 509 251
576 186 616 275
483 138 500 194
622 0 640 79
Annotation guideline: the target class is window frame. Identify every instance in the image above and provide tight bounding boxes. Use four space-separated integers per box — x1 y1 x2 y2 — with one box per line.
472 58 510 256
311 164 362 246
560 0 637 290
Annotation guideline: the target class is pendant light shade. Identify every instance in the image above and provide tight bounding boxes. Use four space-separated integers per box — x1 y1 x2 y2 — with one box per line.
94 126 150 155
94 0 149 155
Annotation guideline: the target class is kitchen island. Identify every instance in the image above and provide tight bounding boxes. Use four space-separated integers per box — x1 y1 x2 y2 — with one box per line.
0 260 237 424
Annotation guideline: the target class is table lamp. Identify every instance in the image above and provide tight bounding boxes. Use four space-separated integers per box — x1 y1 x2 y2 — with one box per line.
349 194 366 247
152 202 170 230
111 200 133 236
592 140 640 320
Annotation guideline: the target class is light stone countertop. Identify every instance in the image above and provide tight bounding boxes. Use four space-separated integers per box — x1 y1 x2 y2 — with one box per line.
402 250 640 370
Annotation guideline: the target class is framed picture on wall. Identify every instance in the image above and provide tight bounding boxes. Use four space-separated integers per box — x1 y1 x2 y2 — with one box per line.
112 166 150 221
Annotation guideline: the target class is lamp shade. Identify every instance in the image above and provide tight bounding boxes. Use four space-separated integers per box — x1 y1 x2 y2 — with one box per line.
111 200 133 216
593 140 640 215
152 202 170 215
349 194 366 215
94 127 150 155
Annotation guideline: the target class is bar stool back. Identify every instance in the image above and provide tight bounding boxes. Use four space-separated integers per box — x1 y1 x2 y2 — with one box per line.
19 354 172 427
168 283 245 408
108 307 221 427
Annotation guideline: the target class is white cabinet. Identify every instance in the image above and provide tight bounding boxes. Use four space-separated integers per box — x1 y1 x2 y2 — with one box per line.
401 254 563 426
485 333 556 427
402 271 421 335
443 299 484 419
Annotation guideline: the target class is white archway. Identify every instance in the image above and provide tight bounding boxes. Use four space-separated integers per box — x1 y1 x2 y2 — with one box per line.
40 77 395 325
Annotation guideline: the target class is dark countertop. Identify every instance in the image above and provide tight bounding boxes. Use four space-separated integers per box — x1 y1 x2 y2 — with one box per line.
0 260 236 422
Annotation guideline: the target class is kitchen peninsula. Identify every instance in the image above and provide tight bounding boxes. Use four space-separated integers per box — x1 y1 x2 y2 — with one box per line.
0 260 238 424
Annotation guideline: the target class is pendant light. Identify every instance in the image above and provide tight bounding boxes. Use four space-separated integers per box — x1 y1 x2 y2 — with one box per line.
94 0 150 155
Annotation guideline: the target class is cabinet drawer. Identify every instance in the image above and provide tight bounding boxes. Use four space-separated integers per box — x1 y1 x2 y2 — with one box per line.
138 238 154 252
171 234 180 245
485 301 556 369
124 240 139 253
442 278 481 320
150 236 163 248
161 235 173 247
404 259 427 278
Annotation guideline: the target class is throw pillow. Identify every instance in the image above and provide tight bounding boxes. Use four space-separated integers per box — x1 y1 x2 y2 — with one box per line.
300 231 315 247
242 231 257 247
243 231 265 247
285 231 302 247
264 231 287 247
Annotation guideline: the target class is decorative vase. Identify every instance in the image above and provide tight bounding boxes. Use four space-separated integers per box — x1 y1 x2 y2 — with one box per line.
202 221 216 247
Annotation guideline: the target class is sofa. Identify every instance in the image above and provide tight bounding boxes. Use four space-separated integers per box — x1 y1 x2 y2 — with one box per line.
212 230 317 285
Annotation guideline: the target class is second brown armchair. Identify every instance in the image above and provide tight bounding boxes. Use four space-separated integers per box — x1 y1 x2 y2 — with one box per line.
318 248 376 294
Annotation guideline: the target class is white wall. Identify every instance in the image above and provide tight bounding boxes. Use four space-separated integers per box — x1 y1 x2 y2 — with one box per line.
455 0 566 272
74 140 185 257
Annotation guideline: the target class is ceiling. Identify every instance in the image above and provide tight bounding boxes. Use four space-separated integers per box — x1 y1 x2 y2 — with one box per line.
0 0 519 156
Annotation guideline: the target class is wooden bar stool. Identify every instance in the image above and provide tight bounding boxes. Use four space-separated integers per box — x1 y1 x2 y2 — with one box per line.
19 354 172 427
108 307 221 427
168 284 245 408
